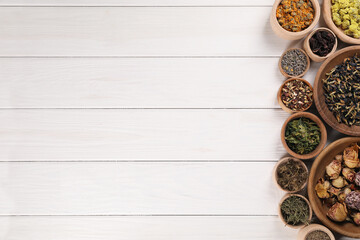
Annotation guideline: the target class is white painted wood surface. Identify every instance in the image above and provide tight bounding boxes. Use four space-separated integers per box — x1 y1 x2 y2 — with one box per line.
0 58 323 108
0 7 292 56
0 1 353 240
0 109 288 161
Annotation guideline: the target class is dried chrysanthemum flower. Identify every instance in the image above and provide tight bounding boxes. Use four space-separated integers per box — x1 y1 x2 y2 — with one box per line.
315 179 330 199
344 145 359 169
353 213 360 225
332 176 347 188
326 159 342 179
343 168 356 182
345 191 360 210
327 202 348 222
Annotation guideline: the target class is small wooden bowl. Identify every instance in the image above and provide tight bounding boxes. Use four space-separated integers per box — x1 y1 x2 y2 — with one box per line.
273 157 308 193
323 0 360 45
270 0 320 40
308 137 360 238
297 224 335 240
279 48 310 78
314 46 360 136
278 194 313 229
303 27 338 62
277 78 313 113
281 112 327 160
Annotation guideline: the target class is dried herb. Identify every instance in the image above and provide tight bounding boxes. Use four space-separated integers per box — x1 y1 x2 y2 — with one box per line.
323 54 360 126
332 0 360 38
285 117 321 155
277 158 308 192
309 30 336 57
276 0 314 32
281 79 313 111
280 195 310 226
281 49 308 77
305 230 331 240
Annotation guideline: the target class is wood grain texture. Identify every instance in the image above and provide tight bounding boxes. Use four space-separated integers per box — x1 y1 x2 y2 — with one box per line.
0 7 293 57
0 58 321 108
0 109 288 161
0 0 276 6
0 216 299 240
0 162 284 215
0 0 324 6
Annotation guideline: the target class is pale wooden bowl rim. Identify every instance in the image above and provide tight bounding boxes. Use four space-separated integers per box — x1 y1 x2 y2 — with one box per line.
313 45 360 136
270 0 321 40
281 112 327 160
278 48 310 78
297 224 335 240
303 27 338 61
277 78 313 113
273 157 309 193
308 137 360 238
323 0 360 45
278 193 313 229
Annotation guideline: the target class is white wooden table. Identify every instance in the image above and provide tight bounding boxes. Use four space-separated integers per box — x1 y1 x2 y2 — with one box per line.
0 0 355 239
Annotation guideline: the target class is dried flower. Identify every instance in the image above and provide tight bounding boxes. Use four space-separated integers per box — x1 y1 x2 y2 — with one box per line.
344 187 352 195
315 179 330 199
326 160 342 179
353 213 360 225
327 202 348 222
332 176 347 189
335 154 343 161
343 168 356 182
355 172 360 187
344 145 359 168
345 191 360 210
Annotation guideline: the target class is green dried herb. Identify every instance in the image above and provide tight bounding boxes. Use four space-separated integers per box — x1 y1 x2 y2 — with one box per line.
280 195 310 226
285 117 321 155
277 158 307 192
305 230 330 240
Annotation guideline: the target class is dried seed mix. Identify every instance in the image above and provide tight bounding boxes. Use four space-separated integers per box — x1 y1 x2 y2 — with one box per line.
281 79 313 111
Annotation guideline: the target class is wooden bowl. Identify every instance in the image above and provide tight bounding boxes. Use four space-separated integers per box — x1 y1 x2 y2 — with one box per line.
279 48 310 78
277 78 313 113
323 0 360 45
297 224 335 240
308 137 360 238
273 157 308 193
281 112 327 160
278 194 313 229
270 0 320 40
314 45 360 136
303 27 338 62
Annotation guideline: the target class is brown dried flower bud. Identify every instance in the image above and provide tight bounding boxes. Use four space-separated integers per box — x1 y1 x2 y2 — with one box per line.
335 154 343 161
355 172 360 187
326 160 342 179
353 213 360 225
343 168 356 182
344 145 359 169
315 179 330 199
327 202 348 222
332 176 347 189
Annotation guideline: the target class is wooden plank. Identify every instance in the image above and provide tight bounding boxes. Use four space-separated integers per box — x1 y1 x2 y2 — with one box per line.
0 109 288 161
0 0 273 6
0 162 284 215
0 58 321 108
0 7 290 56
0 216 299 240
